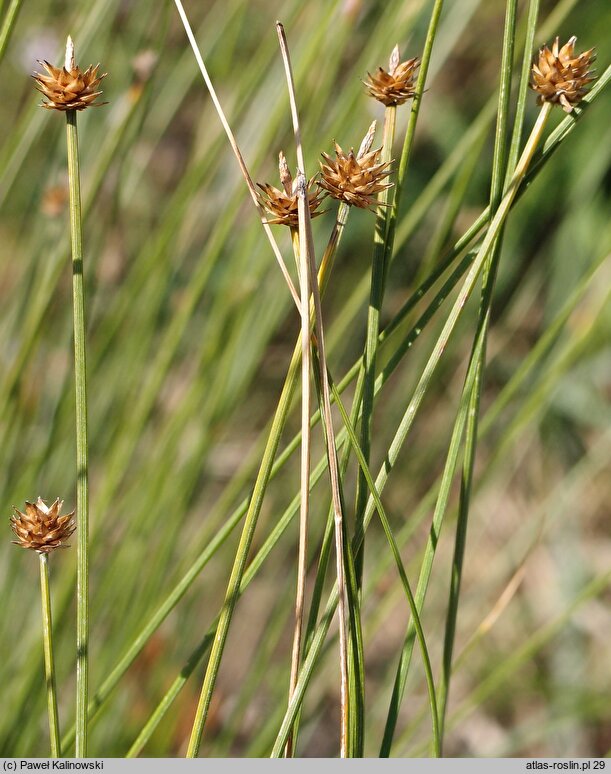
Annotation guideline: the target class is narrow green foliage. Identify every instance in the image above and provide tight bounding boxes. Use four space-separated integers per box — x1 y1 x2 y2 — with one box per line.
383 0 446 268
39 554 61 758
2 0 608 758
437 0 521 747
354 106 397 588
185 344 301 756
312 352 365 758
330 376 441 756
66 107 90 759
380 100 553 755
0 0 23 63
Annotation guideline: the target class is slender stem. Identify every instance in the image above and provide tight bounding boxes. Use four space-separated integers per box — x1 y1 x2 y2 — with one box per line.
66 108 89 758
311 351 364 758
286 225 311 758
379 101 552 757
39 554 61 758
330 379 441 756
185 349 300 756
354 104 396 587
0 0 23 64
301 191 350 758
505 0 541 182
319 204 349 297
277 21 350 757
173 0 300 310
438 0 520 746
184 200 349 760
346 105 396 755
126 210 352 758
291 130 372 756
383 0 445 270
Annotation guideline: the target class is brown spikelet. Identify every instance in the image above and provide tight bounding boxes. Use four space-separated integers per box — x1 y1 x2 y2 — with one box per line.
33 37 107 112
357 120 377 158
364 44 420 106
257 151 326 227
10 498 76 554
319 128 392 210
530 37 595 113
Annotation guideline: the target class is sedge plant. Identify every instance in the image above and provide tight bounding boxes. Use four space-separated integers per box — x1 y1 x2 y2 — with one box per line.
33 36 107 756
3 0 608 759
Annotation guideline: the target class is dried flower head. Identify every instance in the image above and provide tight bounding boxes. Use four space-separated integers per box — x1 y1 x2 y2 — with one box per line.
319 124 392 209
364 44 420 106
531 36 595 113
10 498 75 554
257 151 326 227
33 36 107 112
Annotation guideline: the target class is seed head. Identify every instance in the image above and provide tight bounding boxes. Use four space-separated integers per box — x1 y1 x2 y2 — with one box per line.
257 152 326 227
530 37 595 113
10 498 76 554
33 36 107 112
319 125 392 210
364 45 420 106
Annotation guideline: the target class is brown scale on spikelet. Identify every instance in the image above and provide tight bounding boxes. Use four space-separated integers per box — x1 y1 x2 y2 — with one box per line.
531 37 595 113
10 498 75 554
364 44 420 106
319 123 392 210
257 151 326 227
33 36 106 112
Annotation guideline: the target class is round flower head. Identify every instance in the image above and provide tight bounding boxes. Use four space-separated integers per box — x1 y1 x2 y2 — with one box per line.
257 151 326 227
530 36 595 113
10 498 76 554
319 122 392 210
33 36 106 112
364 44 420 106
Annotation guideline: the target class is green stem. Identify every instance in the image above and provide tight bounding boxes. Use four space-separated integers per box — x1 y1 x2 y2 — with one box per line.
383 0 445 271
379 101 552 757
66 109 89 758
184 207 349 758
286 226 311 758
39 554 61 758
0 0 23 64
185 345 300 758
311 351 363 758
330 378 441 756
354 105 396 588
438 0 524 747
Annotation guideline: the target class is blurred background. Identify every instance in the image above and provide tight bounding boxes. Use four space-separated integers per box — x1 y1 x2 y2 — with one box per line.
0 0 609 758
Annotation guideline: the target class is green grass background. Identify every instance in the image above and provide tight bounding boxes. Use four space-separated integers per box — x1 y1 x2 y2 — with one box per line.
0 0 609 758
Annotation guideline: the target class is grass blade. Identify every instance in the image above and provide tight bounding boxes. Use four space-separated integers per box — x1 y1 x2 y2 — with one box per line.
39 554 61 758
354 103 397 588
0 0 23 64
65 47 91 754
378 100 553 755
277 21 351 756
437 0 521 747
173 0 299 309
